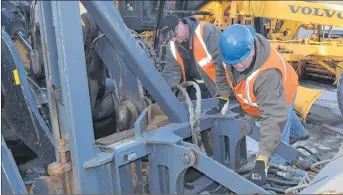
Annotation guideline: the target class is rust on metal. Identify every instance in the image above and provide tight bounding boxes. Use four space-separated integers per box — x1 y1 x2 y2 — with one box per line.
146 104 171 131
59 139 69 146
58 139 72 194
188 148 197 166
130 162 138 193
95 128 135 146
57 139 70 152
46 138 72 194
47 162 72 176
142 162 150 173
30 176 64 194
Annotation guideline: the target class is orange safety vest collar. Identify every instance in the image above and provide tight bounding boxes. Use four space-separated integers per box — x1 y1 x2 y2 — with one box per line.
225 47 299 116
170 22 216 82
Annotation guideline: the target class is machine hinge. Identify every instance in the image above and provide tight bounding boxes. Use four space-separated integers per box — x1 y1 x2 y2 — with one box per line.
48 139 72 176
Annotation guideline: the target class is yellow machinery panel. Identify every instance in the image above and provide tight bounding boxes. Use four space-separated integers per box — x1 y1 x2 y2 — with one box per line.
241 1 343 27
294 86 323 123
14 40 30 70
269 41 343 59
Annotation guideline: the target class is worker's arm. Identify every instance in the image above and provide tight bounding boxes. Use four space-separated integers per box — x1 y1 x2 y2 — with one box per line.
215 60 233 99
254 69 289 159
161 41 183 88
203 23 233 99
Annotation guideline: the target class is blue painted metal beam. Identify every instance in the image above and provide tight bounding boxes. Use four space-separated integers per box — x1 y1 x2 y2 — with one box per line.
1 136 28 194
38 1 101 193
37 0 64 160
80 1 188 123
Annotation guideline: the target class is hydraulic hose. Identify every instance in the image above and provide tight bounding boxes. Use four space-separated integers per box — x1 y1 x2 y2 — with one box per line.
269 162 307 176
295 146 321 162
276 171 302 181
285 184 309 194
310 159 331 172
261 184 286 194
267 177 299 186
286 171 318 194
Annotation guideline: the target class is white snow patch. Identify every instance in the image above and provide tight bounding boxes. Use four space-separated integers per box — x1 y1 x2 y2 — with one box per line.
246 136 258 157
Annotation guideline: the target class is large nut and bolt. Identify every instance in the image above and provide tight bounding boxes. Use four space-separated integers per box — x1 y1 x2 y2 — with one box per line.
180 153 191 165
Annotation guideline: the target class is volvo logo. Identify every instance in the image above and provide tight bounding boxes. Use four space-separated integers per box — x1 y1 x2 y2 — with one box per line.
288 5 343 19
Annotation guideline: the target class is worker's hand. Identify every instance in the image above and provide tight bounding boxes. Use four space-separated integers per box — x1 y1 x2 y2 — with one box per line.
206 97 229 115
249 156 269 186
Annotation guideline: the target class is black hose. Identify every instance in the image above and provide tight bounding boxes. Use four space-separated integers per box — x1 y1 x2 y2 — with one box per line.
270 182 290 189
267 177 299 186
261 185 287 194
18 1 29 36
236 166 253 174
268 169 279 175
295 146 321 161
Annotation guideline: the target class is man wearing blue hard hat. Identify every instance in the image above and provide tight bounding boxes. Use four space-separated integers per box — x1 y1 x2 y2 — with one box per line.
217 24 309 186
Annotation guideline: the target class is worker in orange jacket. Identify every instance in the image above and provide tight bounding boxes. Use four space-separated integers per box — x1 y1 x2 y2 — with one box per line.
218 24 309 186
159 15 223 101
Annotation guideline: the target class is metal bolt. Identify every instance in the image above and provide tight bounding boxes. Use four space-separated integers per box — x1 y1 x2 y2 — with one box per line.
240 125 247 135
180 153 190 165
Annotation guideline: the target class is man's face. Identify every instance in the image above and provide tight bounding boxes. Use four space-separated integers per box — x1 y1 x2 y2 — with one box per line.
170 21 189 43
231 48 255 72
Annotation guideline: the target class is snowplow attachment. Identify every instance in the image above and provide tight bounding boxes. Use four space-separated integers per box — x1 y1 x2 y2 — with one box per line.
294 86 322 123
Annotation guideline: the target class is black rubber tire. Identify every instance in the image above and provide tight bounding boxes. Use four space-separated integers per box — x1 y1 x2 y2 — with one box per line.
129 29 162 72
338 72 343 116
129 29 161 103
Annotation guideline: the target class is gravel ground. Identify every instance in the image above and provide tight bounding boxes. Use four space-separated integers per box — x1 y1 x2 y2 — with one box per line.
247 79 343 161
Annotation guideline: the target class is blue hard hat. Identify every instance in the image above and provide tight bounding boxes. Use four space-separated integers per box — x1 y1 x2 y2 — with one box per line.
220 24 256 65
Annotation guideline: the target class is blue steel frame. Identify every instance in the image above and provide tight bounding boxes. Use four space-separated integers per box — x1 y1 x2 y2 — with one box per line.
30 1 310 194
37 1 101 193
1 136 28 194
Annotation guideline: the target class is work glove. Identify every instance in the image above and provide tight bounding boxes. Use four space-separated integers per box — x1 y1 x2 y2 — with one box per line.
206 97 229 115
249 157 269 186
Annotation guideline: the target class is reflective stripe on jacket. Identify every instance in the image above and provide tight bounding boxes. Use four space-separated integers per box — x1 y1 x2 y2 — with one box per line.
225 47 299 116
170 21 216 82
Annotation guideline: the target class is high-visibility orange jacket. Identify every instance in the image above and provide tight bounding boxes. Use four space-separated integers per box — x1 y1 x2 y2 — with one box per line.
225 47 299 116
217 33 299 158
169 21 217 82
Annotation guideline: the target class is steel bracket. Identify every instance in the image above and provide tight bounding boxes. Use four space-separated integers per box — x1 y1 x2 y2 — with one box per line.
148 142 197 194
83 151 114 169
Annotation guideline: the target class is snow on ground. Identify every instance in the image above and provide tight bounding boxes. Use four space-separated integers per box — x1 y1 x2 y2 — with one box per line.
247 80 343 161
